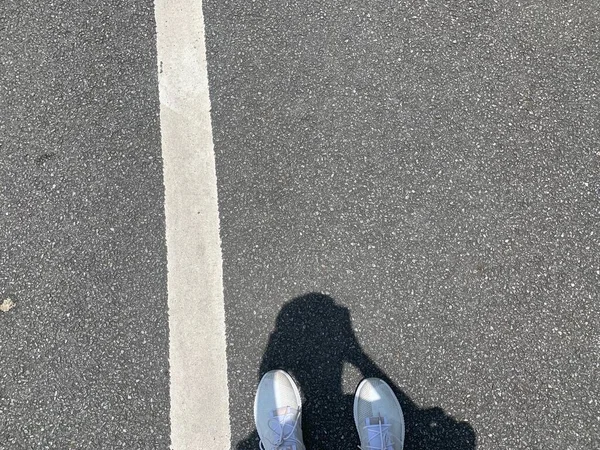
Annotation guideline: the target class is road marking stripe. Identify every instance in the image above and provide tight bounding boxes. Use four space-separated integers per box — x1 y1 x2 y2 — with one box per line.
154 1 230 448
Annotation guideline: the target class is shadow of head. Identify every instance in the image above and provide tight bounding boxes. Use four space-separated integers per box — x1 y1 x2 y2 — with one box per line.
237 293 476 450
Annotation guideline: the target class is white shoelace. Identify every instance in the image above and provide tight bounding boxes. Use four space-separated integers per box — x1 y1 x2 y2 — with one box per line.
358 416 401 450
259 407 302 450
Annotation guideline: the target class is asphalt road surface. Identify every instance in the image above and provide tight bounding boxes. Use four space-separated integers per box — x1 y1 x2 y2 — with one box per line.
203 1 599 449
2 0 599 449
1 1 170 448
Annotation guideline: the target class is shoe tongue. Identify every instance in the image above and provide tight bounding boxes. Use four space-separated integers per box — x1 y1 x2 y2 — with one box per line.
366 417 392 450
271 406 298 418
367 416 387 426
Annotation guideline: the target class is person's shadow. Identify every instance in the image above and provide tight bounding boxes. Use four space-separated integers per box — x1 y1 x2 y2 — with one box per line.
236 293 476 450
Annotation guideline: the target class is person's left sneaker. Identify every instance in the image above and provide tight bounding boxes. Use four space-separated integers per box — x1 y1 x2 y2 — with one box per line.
254 370 305 450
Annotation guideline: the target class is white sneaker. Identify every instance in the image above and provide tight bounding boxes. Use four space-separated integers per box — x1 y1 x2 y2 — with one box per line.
354 378 405 450
254 370 305 450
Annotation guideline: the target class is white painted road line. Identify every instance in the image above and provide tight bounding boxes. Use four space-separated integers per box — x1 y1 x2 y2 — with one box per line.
154 1 230 449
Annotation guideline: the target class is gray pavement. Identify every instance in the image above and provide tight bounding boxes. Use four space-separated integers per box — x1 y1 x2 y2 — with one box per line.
1 1 599 449
203 0 599 449
1 1 170 448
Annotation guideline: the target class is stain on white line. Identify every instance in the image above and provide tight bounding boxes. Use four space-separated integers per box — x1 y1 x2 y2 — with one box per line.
154 0 230 448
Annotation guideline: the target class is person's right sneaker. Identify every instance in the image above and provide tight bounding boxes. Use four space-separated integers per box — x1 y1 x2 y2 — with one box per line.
353 378 405 450
254 370 305 450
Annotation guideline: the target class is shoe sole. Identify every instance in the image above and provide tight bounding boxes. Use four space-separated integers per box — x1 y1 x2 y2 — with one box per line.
254 369 302 425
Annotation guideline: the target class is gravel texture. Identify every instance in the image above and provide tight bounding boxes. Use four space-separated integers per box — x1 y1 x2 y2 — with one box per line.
0 1 170 448
204 1 600 449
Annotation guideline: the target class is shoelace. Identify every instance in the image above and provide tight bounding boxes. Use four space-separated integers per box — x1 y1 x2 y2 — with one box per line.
358 417 402 450
259 408 302 450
